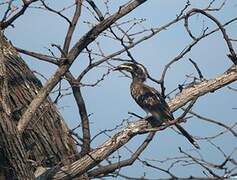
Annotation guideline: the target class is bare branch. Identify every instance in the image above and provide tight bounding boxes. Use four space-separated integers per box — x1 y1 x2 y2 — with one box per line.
86 0 104 21
16 47 60 65
66 72 91 156
179 147 221 178
185 8 237 64
40 0 72 25
188 58 204 79
63 0 82 53
188 110 237 137
68 0 148 61
169 65 237 112
88 132 155 178
1 0 14 22
0 0 38 29
17 0 148 134
78 16 237 82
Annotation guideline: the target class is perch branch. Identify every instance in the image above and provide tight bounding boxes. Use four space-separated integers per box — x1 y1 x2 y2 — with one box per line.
48 65 237 179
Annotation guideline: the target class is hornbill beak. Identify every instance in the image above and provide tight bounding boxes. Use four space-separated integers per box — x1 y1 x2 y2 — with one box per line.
113 66 122 71
113 64 133 72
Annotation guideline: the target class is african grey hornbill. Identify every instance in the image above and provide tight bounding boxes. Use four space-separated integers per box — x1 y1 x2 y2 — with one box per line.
114 62 199 149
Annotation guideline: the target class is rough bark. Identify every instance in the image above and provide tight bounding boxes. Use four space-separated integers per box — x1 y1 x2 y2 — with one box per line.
0 32 78 179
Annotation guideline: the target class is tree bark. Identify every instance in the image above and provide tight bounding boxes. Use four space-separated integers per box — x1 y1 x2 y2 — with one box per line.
0 32 78 179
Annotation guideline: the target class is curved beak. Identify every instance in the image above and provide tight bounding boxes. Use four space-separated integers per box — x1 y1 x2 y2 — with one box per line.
113 66 122 71
113 64 133 72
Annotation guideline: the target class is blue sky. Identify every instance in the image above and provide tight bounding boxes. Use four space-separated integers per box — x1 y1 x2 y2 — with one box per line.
1 0 237 178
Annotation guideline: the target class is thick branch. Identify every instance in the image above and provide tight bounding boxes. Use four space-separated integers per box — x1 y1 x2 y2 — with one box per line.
87 132 155 178
51 120 151 179
169 66 237 111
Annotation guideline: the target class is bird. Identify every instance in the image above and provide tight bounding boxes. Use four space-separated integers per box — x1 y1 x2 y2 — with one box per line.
114 62 200 149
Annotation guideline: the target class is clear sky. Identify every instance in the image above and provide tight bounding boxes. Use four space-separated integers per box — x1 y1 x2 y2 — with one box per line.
1 0 237 178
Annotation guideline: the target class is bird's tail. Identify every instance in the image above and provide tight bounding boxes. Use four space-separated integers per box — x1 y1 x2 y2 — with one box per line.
175 124 200 149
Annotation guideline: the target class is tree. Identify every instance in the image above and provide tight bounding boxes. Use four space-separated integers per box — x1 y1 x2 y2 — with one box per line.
0 0 236 179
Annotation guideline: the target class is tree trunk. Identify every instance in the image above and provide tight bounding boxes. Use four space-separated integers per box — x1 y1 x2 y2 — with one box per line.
0 32 78 179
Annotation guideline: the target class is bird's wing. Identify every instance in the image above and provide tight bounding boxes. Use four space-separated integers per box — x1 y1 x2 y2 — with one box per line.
134 84 174 121
131 83 200 149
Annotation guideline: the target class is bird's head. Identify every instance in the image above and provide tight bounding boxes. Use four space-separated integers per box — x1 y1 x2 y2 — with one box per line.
114 62 148 82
